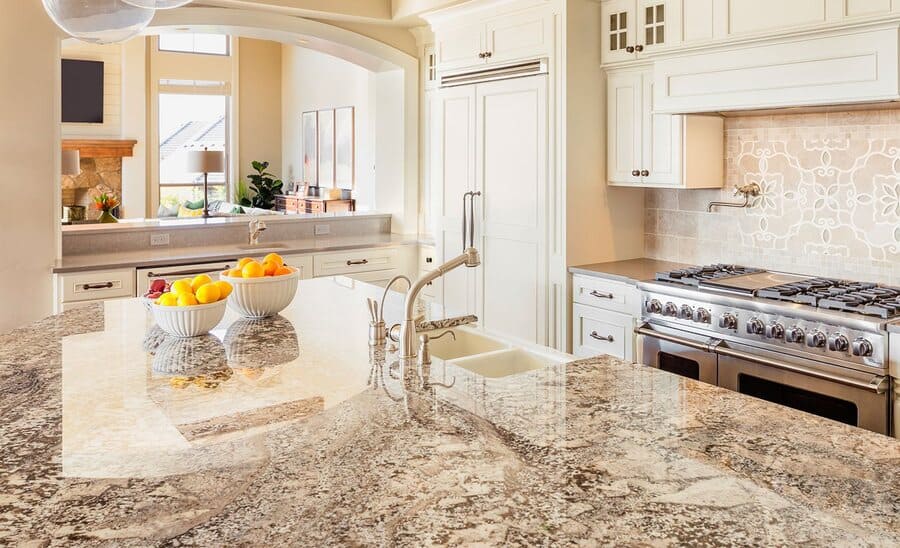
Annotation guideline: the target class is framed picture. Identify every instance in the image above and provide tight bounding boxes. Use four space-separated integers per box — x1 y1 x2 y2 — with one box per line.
317 109 335 188
301 111 318 185
334 107 355 189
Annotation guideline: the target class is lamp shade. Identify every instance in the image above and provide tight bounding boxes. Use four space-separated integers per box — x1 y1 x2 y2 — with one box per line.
61 149 81 175
186 149 225 173
41 0 155 45
122 0 192 8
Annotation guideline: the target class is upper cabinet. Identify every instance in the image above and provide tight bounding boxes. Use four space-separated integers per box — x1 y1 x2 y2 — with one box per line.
601 0 900 65
433 4 553 72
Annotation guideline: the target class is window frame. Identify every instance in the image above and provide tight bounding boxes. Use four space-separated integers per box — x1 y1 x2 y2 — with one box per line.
157 33 231 57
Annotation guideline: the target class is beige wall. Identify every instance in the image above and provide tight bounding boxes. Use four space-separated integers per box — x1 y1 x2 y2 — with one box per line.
121 37 148 218
239 38 283 185
645 109 900 284
0 2 60 332
60 41 122 139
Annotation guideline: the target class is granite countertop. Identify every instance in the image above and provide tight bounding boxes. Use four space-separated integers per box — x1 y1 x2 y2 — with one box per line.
569 257 693 284
1 278 898 545
54 233 418 273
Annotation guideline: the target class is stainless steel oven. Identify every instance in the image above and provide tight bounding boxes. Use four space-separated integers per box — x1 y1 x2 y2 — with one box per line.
635 323 718 385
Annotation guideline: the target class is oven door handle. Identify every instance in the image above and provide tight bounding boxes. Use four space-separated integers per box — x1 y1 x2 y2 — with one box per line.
633 324 718 352
714 345 889 394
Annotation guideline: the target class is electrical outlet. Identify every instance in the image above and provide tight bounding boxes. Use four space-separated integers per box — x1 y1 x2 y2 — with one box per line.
315 224 330 235
150 233 170 246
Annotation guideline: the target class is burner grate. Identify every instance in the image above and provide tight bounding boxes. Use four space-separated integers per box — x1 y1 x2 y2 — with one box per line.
655 264 764 287
758 279 900 319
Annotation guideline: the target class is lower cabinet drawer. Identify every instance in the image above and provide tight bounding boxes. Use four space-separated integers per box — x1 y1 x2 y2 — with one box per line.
572 303 633 360
572 274 639 315
313 247 398 277
59 268 136 303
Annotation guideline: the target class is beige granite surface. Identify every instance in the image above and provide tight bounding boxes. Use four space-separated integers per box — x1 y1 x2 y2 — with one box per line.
54 233 418 273
1 278 899 545
569 258 693 284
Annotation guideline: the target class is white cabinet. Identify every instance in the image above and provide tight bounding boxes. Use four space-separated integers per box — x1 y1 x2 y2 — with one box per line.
280 254 313 280
432 5 552 71
312 247 400 278
602 0 677 64
571 275 641 360
434 74 549 345
56 268 136 312
608 67 723 188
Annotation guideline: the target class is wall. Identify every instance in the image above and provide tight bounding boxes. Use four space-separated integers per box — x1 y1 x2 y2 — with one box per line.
121 37 148 218
645 109 900 284
0 2 59 332
60 41 121 138
281 45 374 197
238 38 283 184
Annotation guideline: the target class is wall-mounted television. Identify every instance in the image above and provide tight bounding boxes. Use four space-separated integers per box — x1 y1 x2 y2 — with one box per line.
61 59 104 124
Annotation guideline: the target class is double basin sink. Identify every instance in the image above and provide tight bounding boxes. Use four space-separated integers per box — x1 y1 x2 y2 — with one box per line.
419 327 572 378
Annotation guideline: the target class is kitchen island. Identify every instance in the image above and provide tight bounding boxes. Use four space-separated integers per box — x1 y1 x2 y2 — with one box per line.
1 278 898 545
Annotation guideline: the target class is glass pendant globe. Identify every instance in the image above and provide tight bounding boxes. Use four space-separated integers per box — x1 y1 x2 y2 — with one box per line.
41 0 155 45
122 0 193 8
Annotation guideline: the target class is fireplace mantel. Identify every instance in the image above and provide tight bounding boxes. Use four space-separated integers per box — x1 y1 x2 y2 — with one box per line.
62 139 137 158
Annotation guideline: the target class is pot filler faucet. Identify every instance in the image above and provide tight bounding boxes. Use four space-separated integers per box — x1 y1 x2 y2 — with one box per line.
398 191 481 360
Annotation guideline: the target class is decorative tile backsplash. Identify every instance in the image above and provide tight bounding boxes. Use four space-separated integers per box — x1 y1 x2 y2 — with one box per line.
645 109 900 284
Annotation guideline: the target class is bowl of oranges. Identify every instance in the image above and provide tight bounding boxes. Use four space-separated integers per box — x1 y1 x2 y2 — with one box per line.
220 253 300 319
149 274 233 338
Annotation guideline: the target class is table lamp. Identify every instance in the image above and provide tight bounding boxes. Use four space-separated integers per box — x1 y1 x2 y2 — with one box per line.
186 148 225 218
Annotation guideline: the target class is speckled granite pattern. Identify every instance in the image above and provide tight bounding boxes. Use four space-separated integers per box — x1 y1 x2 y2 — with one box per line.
1 279 899 546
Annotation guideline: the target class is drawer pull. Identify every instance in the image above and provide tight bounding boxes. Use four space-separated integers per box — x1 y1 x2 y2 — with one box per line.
82 282 114 290
146 266 231 278
590 331 614 343
590 290 615 299
346 259 369 266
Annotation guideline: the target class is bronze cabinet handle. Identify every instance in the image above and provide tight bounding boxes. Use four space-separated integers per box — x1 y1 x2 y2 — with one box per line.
625 45 635 53
631 169 640 176
640 169 649 176
346 259 369 266
484 51 492 58
82 282 114 290
590 290 614 299
590 331 614 342
635 44 644 52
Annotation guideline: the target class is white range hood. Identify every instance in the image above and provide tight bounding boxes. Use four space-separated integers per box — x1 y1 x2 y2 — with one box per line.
652 24 900 114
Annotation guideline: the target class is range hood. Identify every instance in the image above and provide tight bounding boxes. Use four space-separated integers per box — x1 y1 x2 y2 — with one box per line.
652 24 900 114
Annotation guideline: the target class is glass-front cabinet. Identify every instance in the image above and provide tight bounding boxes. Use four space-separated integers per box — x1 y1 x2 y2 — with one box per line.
602 0 674 64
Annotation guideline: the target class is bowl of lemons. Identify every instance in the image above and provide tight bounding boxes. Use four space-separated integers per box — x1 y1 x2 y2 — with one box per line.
149 274 233 338
220 253 300 319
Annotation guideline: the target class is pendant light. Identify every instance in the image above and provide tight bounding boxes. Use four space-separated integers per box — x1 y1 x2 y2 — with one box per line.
41 0 155 44
122 0 193 8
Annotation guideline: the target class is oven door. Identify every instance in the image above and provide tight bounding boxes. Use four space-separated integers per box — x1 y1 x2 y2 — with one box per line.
716 342 890 435
635 323 718 385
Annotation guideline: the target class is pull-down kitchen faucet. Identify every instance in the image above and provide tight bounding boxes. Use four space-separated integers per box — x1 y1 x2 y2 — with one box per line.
398 192 481 360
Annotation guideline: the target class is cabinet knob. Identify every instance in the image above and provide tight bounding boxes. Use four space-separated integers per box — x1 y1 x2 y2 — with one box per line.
631 169 640 177
484 51 492 58
640 169 649 177
635 44 644 52
625 45 635 53
478 52 485 59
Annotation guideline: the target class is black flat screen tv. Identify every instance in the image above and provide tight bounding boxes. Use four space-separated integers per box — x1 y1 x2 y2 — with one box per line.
62 59 104 123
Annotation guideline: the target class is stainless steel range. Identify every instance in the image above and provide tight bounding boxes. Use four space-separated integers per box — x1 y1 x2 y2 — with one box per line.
635 264 893 435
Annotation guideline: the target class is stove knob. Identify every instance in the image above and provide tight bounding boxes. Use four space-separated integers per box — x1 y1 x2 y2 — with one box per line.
786 326 805 344
693 307 711 324
806 331 827 348
718 313 738 330
645 299 662 314
851 338 873 357
663 302 678 317
746 318 765 336
826 334 849 352
764 322 785 340
678 304 694 319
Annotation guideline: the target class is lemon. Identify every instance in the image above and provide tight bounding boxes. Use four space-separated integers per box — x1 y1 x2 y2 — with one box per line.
224 268 243 278
191 274 213 293
171 279 194 295
213 280 233 299
177 293 199 307
237 257 255 268
263 253 284 268
195 282 221 304
156 292 178 306
262 260 278 276
242 261 265 278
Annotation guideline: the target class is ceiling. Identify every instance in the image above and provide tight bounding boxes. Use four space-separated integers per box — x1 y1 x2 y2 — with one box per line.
196 0 473 26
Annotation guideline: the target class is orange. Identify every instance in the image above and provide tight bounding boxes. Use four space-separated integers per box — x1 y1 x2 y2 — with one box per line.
237 257 255 268
224 268 243 278
242 260 265 278
177 293 198 307
263 253 284 268
274 266 293 276
262 260 279 276
195 282 221 304
213 280 232 299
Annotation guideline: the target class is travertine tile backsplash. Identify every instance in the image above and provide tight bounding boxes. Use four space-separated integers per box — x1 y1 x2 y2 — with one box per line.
645 109 900 285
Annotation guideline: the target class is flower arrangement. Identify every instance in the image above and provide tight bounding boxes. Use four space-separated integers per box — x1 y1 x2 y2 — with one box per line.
93 193 120 223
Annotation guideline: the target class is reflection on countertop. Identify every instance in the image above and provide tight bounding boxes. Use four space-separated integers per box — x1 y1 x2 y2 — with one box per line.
0 277 898 545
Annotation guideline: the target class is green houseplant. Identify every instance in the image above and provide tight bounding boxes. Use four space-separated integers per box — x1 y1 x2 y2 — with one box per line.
243 161 283 210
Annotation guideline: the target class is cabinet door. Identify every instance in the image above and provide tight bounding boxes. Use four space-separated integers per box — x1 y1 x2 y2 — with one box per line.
601 0 638 63
435 22 484 71
607 70 642 185
637 0 678 54
475 75 548 345
717 0 829 39
484 7 552 64
641 70 682 187
434 85 478 318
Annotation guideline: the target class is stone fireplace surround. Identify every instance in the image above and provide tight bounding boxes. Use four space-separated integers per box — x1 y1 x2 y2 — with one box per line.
61 139 136 220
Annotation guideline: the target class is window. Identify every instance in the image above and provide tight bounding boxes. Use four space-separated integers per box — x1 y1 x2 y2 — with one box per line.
158 33 229 55
158 93 228 208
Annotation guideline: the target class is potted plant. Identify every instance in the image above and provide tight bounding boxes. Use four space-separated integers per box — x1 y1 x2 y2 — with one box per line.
243 161 283 210
93 193 120 223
